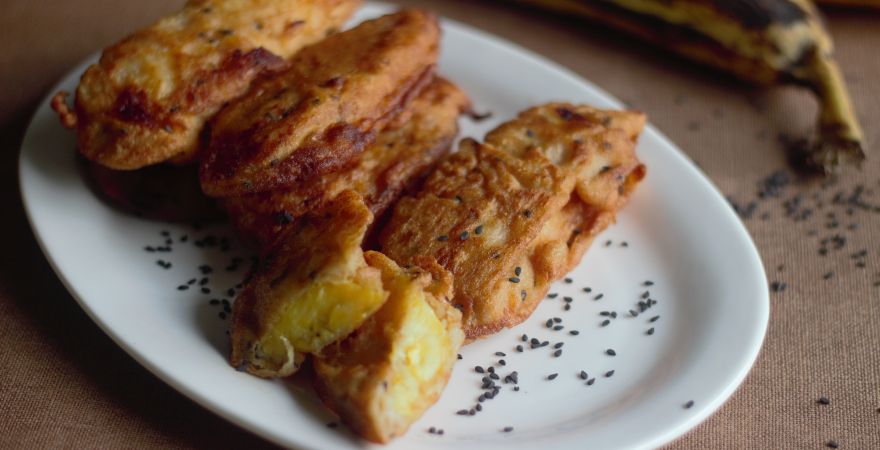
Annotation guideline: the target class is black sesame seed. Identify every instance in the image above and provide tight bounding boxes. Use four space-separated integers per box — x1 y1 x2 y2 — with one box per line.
523 209 532 218
514 266 522 276
521 290 527 301
546 319 554 327
564 304 571 311
188 278 197 285
606 349 617 356
610 312 618 319
595 294 604 300
199 277 209 286
554 342 564 349
547 373 558 380
456 410 468 415
460 231 470 241
475 225 484 235
209 299 220 305
646 328 655 335
435 234 449 242
503 426 514 433
564 277 573 283
605 240 612 247
553 317 562 323
499 359 506 366
521 334 528 342
548 293 558 299
600 320 610 327
827 440 839 448
583 287 592 293
818 397 830 405
514 386 520 391
495 351 506 357
475 404 483 412
605 370 615 377
569 330 579 336
541 341 549 347
509 277 521 283
516 345 523 352
563 296 573 303
641 291 650 299
457 354 463 360
621 241 629 247
630 309 639 317
475 366 485 373
490 373 499 380
644 281 655 286
586 378 595 386
684 400 694 409
553 349 563 357
553 325 564 331
177 285 188 291
649 315 660 323
429 426 436 433
600 311 611 316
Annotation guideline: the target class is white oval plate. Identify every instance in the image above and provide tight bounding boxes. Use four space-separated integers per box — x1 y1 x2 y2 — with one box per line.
19 3 768 449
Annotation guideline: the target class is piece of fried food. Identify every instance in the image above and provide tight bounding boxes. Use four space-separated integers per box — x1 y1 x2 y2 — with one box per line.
221 77 470 247
200 9 440 197
313 252 463 444
380 104 645 339
79 158 223 223
51 0 361 170
379 140 572 338
229 191 389 377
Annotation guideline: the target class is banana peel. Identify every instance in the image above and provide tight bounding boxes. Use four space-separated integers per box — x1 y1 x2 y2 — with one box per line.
504 0 865 173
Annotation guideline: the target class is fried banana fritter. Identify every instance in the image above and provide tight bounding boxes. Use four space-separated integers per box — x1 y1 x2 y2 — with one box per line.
314 252 463 443
200 9 440 197
230 191 388 377
380 104 646 339
221 77 470 247
52 0 361 170
80 158 223 223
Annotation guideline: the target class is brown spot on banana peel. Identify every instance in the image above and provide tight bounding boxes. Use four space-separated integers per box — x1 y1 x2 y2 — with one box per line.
504 0 864 172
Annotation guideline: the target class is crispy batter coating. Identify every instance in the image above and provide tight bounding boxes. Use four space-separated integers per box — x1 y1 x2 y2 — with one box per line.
200 9 440 197
52 0 361 170
229 191 388 377
313 252 462 443
380 104 646 339
79 158 223 223
221 77 469 247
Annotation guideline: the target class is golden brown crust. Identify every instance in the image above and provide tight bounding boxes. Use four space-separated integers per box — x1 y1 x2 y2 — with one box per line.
221 77 470 248
380 139 574 338
58 0 361 170
380 104 646 339
200 9 441 197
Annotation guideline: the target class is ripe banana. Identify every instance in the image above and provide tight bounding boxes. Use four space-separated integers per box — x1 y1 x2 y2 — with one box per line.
504 0 865 173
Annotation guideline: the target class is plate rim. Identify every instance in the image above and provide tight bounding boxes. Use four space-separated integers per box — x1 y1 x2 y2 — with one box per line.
18 3 769 449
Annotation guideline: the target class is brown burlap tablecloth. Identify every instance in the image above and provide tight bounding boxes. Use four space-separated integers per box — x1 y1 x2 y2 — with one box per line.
1 1 878 448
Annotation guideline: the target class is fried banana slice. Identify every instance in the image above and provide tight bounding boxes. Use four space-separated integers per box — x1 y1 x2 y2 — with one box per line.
221 77 470 247
200 9 440 197
52 0 361 170
314 252 463 443
80 158 223 223
380 105 645 338
380 139 574 338
230 191 388 377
